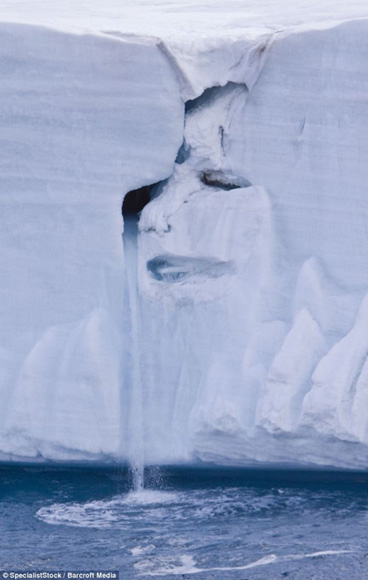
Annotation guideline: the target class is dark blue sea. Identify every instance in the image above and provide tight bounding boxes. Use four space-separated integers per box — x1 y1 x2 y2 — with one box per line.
1 465 368 578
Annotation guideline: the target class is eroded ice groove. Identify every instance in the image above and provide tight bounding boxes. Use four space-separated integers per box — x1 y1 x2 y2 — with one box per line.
104 30 273 102
256 308 327 435
200 170 252 190
147 255 233 284
156 33 274 101
301 293 368 443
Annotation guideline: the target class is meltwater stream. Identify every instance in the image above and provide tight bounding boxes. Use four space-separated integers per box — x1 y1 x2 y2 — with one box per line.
123 216 144 492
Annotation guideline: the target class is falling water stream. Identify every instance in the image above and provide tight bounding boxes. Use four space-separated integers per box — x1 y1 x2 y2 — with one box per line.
123 215 145 492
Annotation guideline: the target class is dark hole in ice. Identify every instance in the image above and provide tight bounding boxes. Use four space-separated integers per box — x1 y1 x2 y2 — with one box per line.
185 86 219 113
147 254 233 283
122 185 153 216
185 82 245 114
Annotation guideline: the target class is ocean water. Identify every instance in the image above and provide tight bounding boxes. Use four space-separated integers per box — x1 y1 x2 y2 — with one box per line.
1 466 368 578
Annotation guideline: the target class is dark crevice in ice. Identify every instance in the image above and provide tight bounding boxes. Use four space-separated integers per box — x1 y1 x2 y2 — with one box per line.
147 254 234 284
175 140 191 165
185 81 247 114
200 171 252 191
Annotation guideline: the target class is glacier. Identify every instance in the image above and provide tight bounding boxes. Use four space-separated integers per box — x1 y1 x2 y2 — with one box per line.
1 1 368 469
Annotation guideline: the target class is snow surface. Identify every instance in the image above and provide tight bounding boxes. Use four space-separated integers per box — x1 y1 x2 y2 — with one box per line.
1 2 368 468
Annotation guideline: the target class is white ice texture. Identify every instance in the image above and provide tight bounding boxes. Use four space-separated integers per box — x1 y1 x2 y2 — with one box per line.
1 2 368 469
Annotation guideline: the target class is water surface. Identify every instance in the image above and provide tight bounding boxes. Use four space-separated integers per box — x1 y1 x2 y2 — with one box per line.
1 466 368 578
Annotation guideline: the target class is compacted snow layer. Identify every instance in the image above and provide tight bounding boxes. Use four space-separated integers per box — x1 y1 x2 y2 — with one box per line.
0 8 368 469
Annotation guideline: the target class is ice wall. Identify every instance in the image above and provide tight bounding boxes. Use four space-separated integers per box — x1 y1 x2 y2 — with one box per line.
0 23 183 461
1 14 368 469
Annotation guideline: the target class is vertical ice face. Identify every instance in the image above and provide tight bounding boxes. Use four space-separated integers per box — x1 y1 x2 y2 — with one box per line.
0 23 183 460
237 20 368 290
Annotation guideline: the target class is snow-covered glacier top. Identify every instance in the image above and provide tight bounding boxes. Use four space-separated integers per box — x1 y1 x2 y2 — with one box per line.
1 0 368 470
1 0 368 35
2 0 368 97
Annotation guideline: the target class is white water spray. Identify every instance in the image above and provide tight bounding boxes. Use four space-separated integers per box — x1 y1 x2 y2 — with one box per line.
123 215 144 492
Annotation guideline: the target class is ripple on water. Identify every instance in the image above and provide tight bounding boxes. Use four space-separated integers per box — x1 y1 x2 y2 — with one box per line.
134 550 354 577
35 485 344 531
36 489 181 528
33 483 362 578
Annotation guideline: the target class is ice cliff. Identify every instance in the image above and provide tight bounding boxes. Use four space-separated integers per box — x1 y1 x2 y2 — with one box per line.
1 1 368 469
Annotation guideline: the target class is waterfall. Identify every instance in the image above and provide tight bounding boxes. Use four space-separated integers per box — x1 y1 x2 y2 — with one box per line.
123 215 144 492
